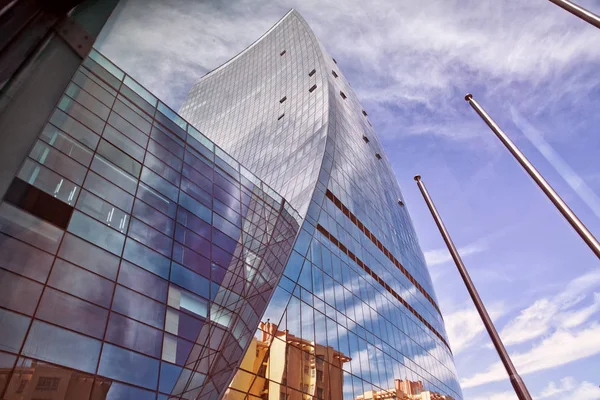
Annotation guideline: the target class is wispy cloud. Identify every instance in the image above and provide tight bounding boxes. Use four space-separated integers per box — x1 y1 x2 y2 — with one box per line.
444 303 505 354
539 376 600 399
424 241 487 267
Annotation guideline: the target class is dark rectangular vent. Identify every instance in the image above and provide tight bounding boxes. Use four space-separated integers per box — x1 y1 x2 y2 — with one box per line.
309 84 317 93
278 113 285 120
4 177 74 229
308 69 316 77
332 70 338 78
362 110 368 116
279 96 287 103
339 91 347 100
375 153 382 160
362 135 370 143
280 50 286 56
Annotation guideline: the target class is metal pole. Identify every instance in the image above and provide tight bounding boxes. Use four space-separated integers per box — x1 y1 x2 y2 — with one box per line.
464 94 600 260
547 0 600 29
414 175 533 400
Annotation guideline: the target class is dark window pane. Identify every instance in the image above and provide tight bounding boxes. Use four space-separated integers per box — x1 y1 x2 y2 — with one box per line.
36 288 108 339
113 99 152 134
132 199 174 236
170 262 210 299
39 124 93 166
172 243 210 278
136 182 177 219
98 343 159 389
97 139 142 178
150 126 184 158
118 260 168 302
123 238 170 279
144 152 180 186
83 171 134 212
213 214 240 241
177 208 211 240
0 269 43 315
214 199 241 228
119 84 156 116
102 124 145 163
106 313 162 357
48 258 114 308
180 177 212 209
213 184 240 211
18 159 79 206
112 285 165 329
175 224 210 258
58 96 105 135
212 227 238 254
76 190 129 233
90 155 138 194
65 82 111 120
128 217 172 257
140 167 178 202
183 153 212 182
67 210 125 256
72 68 116 107
165 307 204 343
212 244 234 269
162 333 193 366
147 139 182 171
58 233 120 280
179 192 211 224
108 112 148 148
22 321 101 373
81 57 122 90
0 308 30 353
0 203 63 254
49 109 100 150
0 232 53 282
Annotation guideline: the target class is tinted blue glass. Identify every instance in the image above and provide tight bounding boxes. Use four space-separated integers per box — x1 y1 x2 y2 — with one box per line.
98 343 159 389
118 260 168 302
58 233 120 280
123 238 170 279
170 262 210 298
106 313 163 357
0 269 43 315
0 309 30 353
48 259 114 308
112 285 165 329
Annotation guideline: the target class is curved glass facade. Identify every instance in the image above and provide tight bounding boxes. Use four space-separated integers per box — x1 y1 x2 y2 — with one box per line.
180 10 463 400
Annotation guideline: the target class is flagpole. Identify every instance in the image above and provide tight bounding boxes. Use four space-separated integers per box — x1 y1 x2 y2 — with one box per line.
414 175 533 400
547 0 600 29
464 94 600 260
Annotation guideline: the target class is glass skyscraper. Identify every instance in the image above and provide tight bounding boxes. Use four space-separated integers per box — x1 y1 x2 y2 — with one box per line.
180 9 462 400
0 6 462 400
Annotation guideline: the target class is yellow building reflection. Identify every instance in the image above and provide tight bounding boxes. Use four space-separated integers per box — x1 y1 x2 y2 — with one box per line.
356 379 455 400
225 321 351 400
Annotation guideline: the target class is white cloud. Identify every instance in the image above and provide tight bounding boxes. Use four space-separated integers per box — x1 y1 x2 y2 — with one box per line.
444 304 504 354
500 270 600 346
539 376 600 400
472 390 517 400
424 241 486 267
461 323 600 388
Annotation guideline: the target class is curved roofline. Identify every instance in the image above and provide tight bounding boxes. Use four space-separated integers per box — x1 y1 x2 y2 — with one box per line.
194 9 297 84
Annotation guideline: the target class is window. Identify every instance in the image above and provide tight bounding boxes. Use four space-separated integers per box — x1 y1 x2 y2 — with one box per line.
278 113 285 120
362 110 368 116
375 153 382 160
332 70 338 78
339 91 347 100
309 84 317 93
98 343 159 389
362 135 370 144
280 50 286 56
308 69 316 77
398 199 404 206
317 388 324 399
317 370 324 382
279 96 287 103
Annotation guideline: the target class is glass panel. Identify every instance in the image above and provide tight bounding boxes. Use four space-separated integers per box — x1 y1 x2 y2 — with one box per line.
58 96 105 135
97 139 142 178
113 98 152 133
88 49 125 81
123 238 170 279
162 333 193 366
140 167 178 202
22 321 101 373
108 112 148 148
0 202 64 253
105 382 155 400
102 124 146 162
213 213 240 241
65 82 111 120
164 308 204 342
118 260 168 302
147 138 183 171
136 182 177 219
124 76 157 107
112 285 165 329
184 150 213 181
116 95 153 123
128 217 173 257
106 313 162 357
36 287 109 339
119 84 156 117
180 176 212 208
179 192 211 224
83 171 134 212
0 308 30 353
187 125 214 151
150 126 184 158
18 159 79 205
167 285 208 319
0 269 42 315
90 155 138 194
82 56 122 90
170 262 210 299
48 258 114 308
0 232 54 282
76 189 129 233
158 102 186 131
174 224 210 258
68 210 125 255
29 140 87 184
98 343 159 390
39 124 94 166
177 207 211 240
49 109 100 150
72 68 116 106
144 152 180 185
132 198 174 236
172 243 210 279
58 233 120 280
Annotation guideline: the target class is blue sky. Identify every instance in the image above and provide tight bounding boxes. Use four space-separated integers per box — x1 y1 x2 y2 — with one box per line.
97 0 600 398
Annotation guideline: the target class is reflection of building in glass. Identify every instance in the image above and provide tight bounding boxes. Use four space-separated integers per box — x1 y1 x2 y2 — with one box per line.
0 361 111 399
180 8 463 400
356 380 455 400
225 322 351 399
